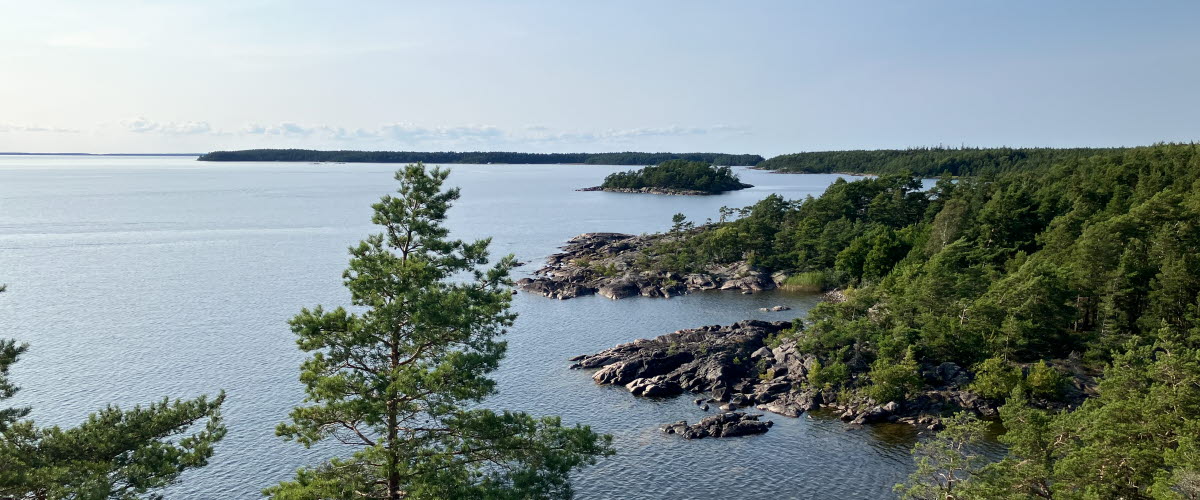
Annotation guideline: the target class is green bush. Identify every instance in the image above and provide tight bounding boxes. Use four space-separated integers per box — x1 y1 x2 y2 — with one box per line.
970 357 1022 400
1024 361 1065 399
866 348 922 403
809 358 850 389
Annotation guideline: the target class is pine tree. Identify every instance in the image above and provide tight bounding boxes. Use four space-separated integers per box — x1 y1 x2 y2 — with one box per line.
895 412 989 499
267 164 611 500
0 285 226 499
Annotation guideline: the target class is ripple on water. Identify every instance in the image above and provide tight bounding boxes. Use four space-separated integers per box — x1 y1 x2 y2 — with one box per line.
0 158 939 498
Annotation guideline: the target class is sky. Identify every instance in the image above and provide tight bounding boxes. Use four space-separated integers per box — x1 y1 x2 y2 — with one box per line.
0 0 1197 156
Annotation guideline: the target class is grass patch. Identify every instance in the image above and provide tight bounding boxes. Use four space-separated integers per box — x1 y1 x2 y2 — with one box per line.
781 271 826 292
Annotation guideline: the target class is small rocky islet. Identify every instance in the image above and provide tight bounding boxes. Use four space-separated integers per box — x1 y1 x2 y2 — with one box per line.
580 159 755 196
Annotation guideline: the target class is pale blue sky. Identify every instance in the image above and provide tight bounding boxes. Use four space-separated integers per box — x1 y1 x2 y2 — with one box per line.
1 0 1197 155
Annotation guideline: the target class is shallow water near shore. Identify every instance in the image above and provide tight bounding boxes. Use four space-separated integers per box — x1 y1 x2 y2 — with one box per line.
0 156 971 499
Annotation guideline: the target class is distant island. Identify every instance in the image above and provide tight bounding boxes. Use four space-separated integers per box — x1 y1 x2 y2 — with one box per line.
196 149 764 166
0 152 200 156
580 159 753 195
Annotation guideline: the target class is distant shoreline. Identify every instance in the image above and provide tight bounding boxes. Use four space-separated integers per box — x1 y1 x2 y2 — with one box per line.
0 152 201 157
195 149 765 166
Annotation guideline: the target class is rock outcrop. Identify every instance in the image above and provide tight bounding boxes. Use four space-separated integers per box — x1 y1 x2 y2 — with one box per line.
661 412 773 439
517 233 781 300
570 320 791 398
571 320 1092 431
571 320 832 421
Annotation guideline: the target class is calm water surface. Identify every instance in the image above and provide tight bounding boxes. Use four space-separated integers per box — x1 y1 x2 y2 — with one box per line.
1 156 932 499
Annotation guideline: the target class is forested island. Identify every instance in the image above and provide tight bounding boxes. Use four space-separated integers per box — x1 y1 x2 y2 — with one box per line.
580 159 753 195
526 142 1200 497
197 149 764 166
756 146 1127 177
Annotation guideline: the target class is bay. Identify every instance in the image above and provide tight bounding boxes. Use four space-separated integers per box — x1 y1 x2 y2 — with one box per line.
0 156 931 499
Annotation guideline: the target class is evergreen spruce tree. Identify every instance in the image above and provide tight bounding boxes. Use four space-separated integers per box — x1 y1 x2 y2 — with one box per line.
267 164 611 499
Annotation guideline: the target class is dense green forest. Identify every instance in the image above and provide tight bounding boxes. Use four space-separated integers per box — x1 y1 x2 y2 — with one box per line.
197 149 764 166
598 159 752 193
647 143 1200 497
756 147 1126 177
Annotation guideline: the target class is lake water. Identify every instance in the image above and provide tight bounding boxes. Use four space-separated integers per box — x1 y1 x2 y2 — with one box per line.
0 156 927 499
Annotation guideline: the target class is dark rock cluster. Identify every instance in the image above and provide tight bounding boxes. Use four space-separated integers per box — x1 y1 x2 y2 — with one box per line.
661 412 773 439
569 320 828 427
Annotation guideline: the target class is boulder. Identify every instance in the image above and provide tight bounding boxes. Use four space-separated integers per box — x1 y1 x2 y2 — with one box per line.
626 376 682 397
599 280 640 300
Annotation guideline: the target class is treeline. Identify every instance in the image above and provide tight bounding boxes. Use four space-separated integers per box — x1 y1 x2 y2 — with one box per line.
650 143 1200 497
599 160 752 193
756 146 1127 177
197 149 764 166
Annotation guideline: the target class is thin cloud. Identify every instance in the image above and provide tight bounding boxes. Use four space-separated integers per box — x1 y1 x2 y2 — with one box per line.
0 123 80 133
122 117 213 135
107 119 749 147
241 122 506 143
524 124 750 144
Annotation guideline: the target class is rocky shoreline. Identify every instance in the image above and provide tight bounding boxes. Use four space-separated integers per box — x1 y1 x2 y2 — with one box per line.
516 232 782 300
569 319 1042 432
530 236 1091 434
577 184 753 196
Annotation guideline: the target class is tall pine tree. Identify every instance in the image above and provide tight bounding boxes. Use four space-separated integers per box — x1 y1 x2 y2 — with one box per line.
268 164 611 499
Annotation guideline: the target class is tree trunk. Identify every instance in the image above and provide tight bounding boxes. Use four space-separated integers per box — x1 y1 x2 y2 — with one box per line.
387 333 400 499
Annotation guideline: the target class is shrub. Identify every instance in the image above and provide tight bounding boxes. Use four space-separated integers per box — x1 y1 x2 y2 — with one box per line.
809 358 850 389
970 357 1022 400
1024 361 1065 400
866 348 922 403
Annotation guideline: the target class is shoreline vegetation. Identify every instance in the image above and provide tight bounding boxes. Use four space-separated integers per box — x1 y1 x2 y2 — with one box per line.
580 160 754 195
196 149 764 166
524 142 1200 496
9 143 1198 497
